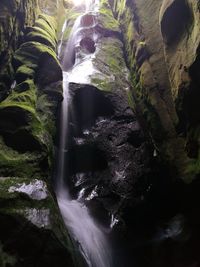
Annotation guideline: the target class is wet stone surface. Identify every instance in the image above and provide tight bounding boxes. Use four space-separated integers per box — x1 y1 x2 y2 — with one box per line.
8 179 48 200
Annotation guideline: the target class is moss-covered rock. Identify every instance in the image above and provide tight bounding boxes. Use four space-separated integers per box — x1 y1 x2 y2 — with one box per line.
91 37 130 93
0 1 82 266
0 5 63 178
16 66 35 86
98 0 120 33
109 0 200 182
0 177 78 267
0 0 63 182
0 0 38 100
26 14 58 49
0 137 44 178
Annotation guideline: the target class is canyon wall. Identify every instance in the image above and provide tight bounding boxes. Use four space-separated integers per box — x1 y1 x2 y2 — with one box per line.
0 1 80 266
0 0 200 266
109 0 200 182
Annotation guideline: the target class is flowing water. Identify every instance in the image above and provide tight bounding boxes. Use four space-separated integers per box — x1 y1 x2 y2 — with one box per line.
55 1 111 266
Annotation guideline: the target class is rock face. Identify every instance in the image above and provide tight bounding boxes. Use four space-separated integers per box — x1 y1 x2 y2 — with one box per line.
58 0 153 247
0 0 38 100
0 178 76 267
0 1 78 266
109 0 200 182
0 0 200 267
106 0 200 266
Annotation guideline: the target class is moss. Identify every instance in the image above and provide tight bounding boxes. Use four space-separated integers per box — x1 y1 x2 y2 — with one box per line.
127 89 135 111
0 88 53 160
63 26 73 42
114 0 126 18
0 176 77 259
184 155 200 182
36 93 56 136
0 137 44 178
15 65 35 83
91 77 113 92
37 14 57 33
99 0 120 32
0 88 36 112
26 27 56 49
0 177 30 199
95 37 126 73
15 79 35 93
92 37 130 95
14 41 59 69
21 13 58 55
0 0 38 93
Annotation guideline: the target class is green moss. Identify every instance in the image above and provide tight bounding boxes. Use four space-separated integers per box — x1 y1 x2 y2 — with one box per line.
15 65 35 82
95 38 126 74
99 0 120 32
0 137 43 178
184 156 200 182
14 41 58 67
63 26 73 42
115 0 126 18
15 79 35 92
0 88 36 111
91 78 113 92
0 177 30 199
26 27 56 49
0 88 53 157
35 14 57 36
127 19 134 44
0 176 78 262
36 93 55 135
127 89 135 111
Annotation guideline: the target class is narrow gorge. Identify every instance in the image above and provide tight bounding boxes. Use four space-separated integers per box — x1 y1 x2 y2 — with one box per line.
0 0 200 267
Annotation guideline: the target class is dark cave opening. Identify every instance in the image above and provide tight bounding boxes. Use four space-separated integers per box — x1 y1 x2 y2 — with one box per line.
70 85 114 136
161 0 193 46
2 130 42 152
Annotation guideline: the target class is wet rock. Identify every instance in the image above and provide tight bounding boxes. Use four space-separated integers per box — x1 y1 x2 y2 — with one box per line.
0 0 38 99
80 37 96 53
0 10 63 178
63 7 152 227
8 179 48 200
0 177 78 267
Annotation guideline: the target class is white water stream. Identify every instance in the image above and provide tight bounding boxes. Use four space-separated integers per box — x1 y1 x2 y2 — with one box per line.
56 1 111 266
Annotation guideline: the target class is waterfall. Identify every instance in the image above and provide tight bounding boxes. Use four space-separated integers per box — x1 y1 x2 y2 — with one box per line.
55 1 112 266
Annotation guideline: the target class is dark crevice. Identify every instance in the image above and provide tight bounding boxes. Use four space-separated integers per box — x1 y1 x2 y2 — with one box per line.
127 131 144 148
161 0 193 46
71 85 114 136
80 37 96 53
68 144 108 174
0 107 30 131
1 130 42 152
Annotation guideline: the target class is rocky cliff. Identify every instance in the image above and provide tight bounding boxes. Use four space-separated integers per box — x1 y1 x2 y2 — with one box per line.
109 0 200 182
0 0 200 267
0 1 81 266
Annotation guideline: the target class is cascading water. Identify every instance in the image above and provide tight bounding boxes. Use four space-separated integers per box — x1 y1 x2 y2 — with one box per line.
55 1 112 266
